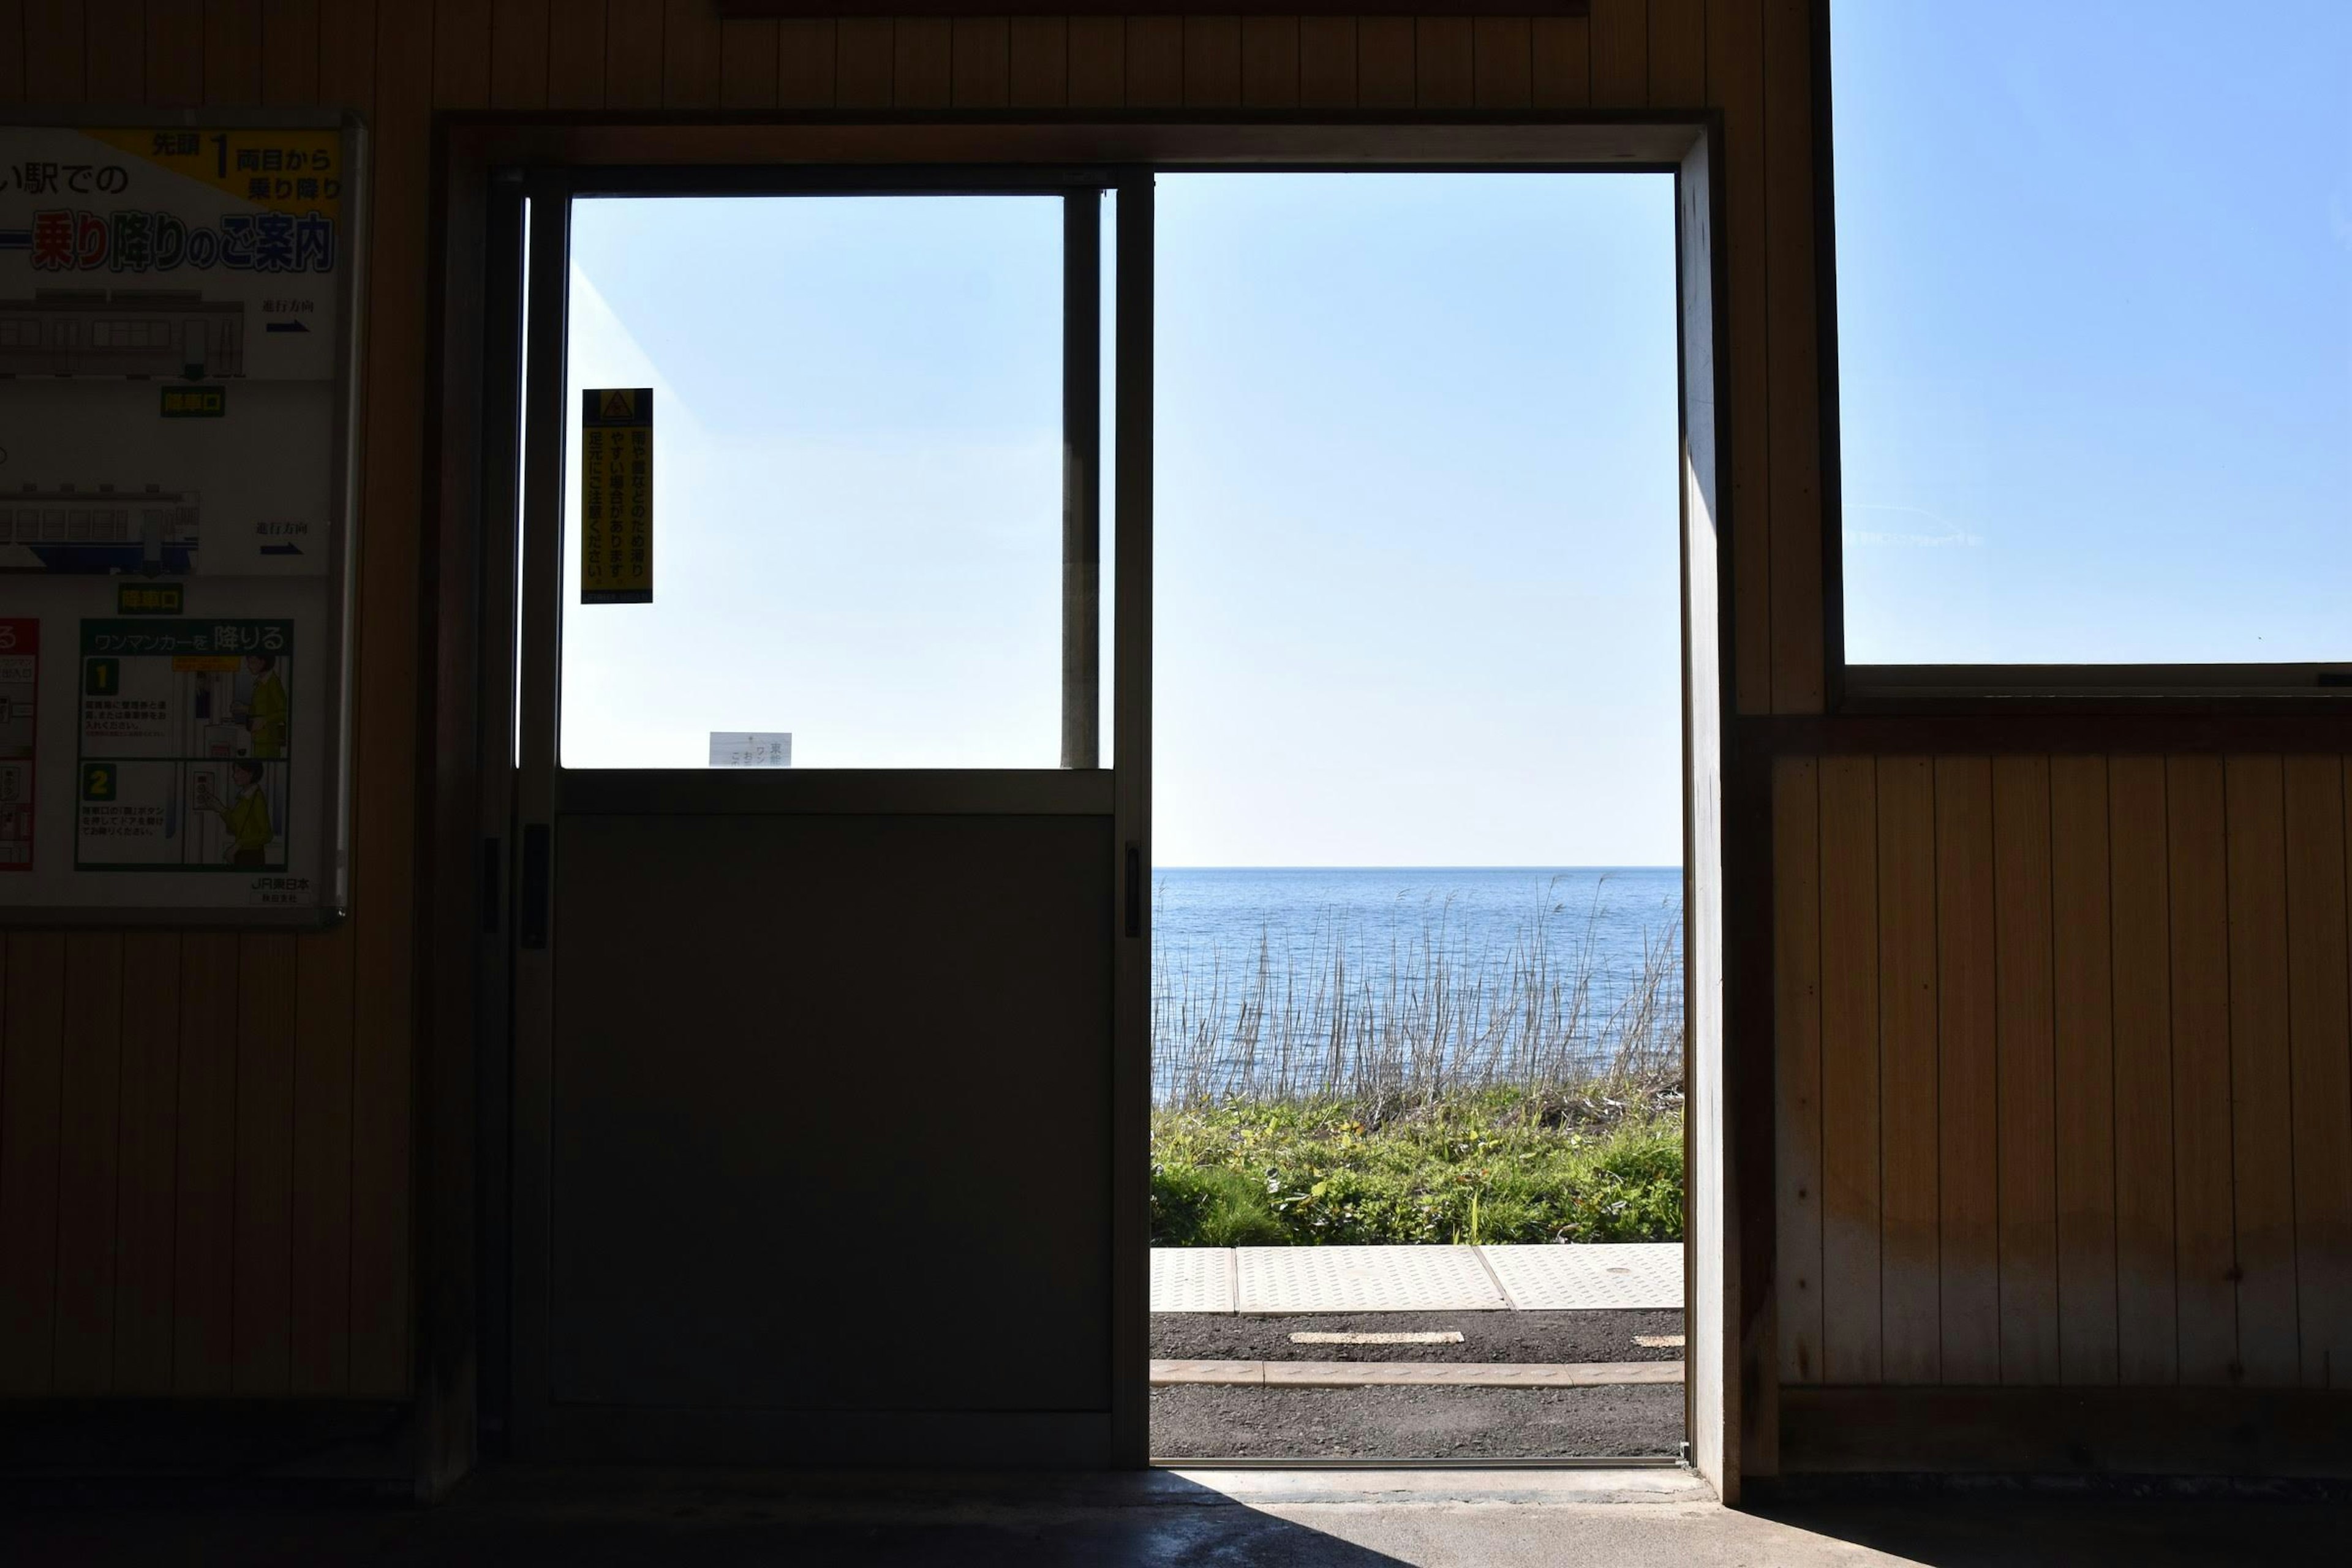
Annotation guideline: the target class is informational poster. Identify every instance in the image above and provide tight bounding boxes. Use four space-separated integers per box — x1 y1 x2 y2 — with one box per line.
0 116 364 924
581 387 652 604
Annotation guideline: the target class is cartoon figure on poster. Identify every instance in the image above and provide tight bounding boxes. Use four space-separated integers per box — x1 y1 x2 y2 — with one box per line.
193 756 282 867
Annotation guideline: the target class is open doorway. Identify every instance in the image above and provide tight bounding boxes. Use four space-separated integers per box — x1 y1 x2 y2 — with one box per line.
1145 173 1689 1463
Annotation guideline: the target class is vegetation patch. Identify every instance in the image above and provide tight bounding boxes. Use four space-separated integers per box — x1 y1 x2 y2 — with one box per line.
1150 1082 1683 1248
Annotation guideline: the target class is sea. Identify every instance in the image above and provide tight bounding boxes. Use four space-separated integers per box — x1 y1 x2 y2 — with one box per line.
1150 867 1684 1102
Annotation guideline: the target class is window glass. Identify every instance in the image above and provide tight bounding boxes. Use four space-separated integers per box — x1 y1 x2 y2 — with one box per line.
559 195 1071 767
1833 1 2351 665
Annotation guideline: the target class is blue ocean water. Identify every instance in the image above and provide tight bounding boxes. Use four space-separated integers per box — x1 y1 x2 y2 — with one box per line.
1151 867 1684 1102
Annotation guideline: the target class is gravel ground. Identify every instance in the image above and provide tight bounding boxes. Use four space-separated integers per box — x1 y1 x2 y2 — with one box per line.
1150 1309 1685 1365
1150 1382 1684 1460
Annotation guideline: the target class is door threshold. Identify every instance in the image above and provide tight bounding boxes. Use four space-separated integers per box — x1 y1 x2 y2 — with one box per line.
1152 1454 1686 1469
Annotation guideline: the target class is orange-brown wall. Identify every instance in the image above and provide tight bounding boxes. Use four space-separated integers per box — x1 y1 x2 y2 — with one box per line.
0 0 1833 1411
47 1 2343 1483
1775 753 2352 1392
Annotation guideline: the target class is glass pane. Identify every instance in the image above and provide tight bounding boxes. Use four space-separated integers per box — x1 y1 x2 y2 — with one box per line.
559 195 1069 767
1832 1 2352 665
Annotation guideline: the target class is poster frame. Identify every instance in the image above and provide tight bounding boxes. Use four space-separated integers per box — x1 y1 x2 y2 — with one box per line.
0 107 368 929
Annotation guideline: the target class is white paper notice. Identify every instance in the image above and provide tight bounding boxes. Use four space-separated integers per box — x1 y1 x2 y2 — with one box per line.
709 732 791 767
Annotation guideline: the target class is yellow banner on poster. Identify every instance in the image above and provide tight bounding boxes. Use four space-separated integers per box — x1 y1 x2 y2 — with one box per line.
85 127 345 220
581 388 653 606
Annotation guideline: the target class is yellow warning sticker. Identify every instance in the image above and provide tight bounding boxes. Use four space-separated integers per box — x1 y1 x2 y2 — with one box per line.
581 388 653 605
85 127 345 220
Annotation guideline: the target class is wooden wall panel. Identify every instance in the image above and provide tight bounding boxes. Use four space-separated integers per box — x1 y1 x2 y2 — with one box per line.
2284 758 2352 1387
2109 756 2178 1384
2166 756 2236 1385
1773 757 1823 1384
2223 756 2299 1385
1781 749 2352 1392
1877 756 1940 1382
2048 756 2118 1385
1816 756 1880 1382
1992 757 2059 1385
1934 757 1998 1384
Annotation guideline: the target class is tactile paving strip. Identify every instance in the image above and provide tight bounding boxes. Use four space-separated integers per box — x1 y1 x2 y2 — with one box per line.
1236 1245 1509 1313
1150 1248 1238 1313
1479 1243 1684 1311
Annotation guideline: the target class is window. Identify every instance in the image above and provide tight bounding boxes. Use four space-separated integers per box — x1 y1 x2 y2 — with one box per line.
556 194 1103 769
1830 1 2351 670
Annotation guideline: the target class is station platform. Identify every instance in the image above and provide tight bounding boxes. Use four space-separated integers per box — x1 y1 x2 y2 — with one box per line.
1148 1243 1682 1314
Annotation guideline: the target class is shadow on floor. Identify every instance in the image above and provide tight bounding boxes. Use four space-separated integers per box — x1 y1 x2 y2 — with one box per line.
4 1466 2348 1566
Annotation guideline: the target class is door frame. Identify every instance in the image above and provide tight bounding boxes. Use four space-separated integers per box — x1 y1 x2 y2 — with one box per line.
425 113 1743 1493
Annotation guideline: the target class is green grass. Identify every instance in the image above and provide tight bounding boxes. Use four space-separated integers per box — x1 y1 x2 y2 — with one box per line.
1150 1086 1683 1248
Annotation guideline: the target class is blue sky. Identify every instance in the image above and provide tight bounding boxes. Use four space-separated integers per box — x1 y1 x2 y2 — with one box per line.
559 4 2347 864
1833 0 2351 663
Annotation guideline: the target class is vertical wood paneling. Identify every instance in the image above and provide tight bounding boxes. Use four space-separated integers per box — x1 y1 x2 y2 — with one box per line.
260 0 317 99
1123 14 1179 105
1877 756 1940 1383
1934 757 1999 1383
1589 0 1646 107
1470 16 1529 108
1240 13 1296 108
1649 0 1705 106
84 0 143 98
230 937 295 1394
543 0 603 107
833 16 891 105
717 17 777 108
203 0 260 101
1006 15 1065 108
1759 0 1820 714
290 927 354 1394
1774 756 1823 1383
491 0 551 107
950 15 1008 107
1817 756 1880 1382
1531 12 1589 107
147 0 205 104
26 0 86 97
2049 755 2119 1384
2166 756 2236 1384
775 17 834 106
1413 14 1471 108
432 0 486 107
1295 13 1351 106
2109 755 2177 1383
1993 756 2060 1385
892 16 949 106
1353 15 1410 107
603 0 661 107
0 936 67 1393
171 936 238 1393
1181 13 1238 107
111 935 181 1394
52 938 125 1392
2284 758 2352 1387
2222 756 2298 1385
660 0 717 106
1706 0 1767 714
1066 15 1123 107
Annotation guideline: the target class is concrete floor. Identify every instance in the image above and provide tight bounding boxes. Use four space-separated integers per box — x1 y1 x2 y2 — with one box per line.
5 1466 2349 1566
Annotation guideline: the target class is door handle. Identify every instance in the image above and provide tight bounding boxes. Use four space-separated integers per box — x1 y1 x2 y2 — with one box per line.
519 823 550 949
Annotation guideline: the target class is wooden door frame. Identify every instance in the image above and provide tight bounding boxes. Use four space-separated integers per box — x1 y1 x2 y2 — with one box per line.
423 111 1746 1494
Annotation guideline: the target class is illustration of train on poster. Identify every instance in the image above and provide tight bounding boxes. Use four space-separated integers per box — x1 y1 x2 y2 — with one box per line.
0 116 363 924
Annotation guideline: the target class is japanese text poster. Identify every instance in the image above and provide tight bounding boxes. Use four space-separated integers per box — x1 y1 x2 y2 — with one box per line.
0 121 360 920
